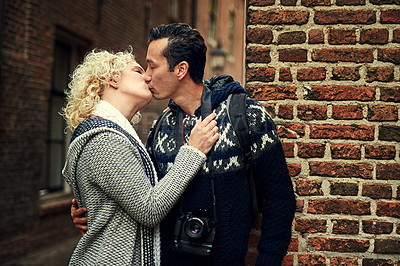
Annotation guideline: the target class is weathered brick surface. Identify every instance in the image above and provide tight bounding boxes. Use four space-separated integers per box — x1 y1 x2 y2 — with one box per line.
362 220 393 234
246 0 400 263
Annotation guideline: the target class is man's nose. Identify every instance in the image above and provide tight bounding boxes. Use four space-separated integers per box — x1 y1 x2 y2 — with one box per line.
144 71 151 83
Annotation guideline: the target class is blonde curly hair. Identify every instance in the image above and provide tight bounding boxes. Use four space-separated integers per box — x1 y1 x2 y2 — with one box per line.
62 47 138 131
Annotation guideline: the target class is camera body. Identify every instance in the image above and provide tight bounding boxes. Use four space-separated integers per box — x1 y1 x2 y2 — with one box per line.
174 209 216 257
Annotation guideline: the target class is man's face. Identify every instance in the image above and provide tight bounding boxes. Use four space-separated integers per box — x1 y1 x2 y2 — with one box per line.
144 38 179 101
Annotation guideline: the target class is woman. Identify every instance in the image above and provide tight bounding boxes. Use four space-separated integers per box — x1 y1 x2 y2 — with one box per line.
62 48 219 265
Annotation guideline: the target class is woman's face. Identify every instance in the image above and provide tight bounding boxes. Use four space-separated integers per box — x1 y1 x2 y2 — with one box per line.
118 62 152 109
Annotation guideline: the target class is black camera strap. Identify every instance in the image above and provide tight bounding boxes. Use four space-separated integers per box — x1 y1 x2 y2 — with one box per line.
175 85 217 223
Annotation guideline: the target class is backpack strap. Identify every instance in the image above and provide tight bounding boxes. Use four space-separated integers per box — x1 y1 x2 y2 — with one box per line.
227 93 260 218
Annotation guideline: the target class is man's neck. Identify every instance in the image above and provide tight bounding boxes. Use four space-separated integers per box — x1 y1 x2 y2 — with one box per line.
173 82 204 116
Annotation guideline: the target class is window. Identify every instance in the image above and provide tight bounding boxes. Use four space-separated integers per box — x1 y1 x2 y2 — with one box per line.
40 30 89 196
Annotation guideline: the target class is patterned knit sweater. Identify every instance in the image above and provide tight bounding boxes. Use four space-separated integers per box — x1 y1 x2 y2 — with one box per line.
63 101 206 265
146 75 296 266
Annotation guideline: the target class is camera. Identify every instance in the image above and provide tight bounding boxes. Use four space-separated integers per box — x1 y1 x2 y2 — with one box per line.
174 209 216 257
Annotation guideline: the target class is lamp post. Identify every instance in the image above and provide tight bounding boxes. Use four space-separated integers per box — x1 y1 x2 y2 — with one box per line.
210 42 227 75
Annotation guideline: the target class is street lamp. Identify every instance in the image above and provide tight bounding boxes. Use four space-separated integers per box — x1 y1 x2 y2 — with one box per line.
210 42 227 74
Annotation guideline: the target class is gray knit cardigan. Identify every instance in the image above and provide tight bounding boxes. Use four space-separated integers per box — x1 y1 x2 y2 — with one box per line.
63 101 206 265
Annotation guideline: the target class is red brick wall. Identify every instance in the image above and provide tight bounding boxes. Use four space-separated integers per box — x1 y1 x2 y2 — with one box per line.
245 0 400 265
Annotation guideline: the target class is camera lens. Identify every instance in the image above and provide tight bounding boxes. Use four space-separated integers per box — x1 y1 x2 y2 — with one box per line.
185 217 205 239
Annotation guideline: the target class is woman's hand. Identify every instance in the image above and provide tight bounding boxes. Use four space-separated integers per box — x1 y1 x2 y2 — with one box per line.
71 198 88 236
188 113 220 154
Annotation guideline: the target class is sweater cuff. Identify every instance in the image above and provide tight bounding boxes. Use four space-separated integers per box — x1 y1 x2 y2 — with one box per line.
180 144 207 161
256 252 285 266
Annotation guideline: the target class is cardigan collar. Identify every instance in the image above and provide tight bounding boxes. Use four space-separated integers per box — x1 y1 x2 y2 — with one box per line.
91 100 144 145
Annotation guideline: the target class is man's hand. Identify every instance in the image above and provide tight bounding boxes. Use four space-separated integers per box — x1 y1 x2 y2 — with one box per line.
71 198 88 236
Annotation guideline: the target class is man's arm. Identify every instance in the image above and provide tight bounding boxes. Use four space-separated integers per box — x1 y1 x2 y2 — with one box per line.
71 198 88 236
246 99 296 265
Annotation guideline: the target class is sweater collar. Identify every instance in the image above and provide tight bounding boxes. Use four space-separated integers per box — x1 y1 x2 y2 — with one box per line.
91 100 143 144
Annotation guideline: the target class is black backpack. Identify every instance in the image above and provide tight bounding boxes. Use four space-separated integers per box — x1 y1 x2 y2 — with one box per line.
151 93 262 218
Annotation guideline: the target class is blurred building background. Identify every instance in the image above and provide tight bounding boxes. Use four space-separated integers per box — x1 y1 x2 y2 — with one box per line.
0 0 245 264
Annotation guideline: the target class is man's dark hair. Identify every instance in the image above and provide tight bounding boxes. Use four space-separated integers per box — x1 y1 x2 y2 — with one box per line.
149 23 207 84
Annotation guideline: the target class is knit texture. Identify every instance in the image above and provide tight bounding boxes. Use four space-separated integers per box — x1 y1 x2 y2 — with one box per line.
146 75 296 265
63 101 206 265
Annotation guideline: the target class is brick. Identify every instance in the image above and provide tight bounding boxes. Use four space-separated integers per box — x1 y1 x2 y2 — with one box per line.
378 48 400 64
287 163 302 177
398 186 400 200
313 48 374 63
309 29 324 44
278 123 306 139
380 9 400 24
296 199 304 212
310 161 373 179
366 67 394 82
297 105 327 120
282 142 295 157
301 0 331 6
248 0 275 6
362 183 392 199
296 179 323 196
248 10 309 25
308 199 371 215
246 47 271 63
362 258 395 266
297 67 326 81
246 85 296 101
288 238 298 252
377 202 400 218
368 105 398 121
332 105 363 120
263 104 276 118
332 219 359 234
279 49 307 62
295 218 326 233
310 124 374 141
281 0 297 5
380 87 400 102
279 67 292 81
308 237 370 252
365 144 396 160
332 67 360 81
246 67 275 82
362 220 393 234
331 143 361 159
330 182 359 196
376 164 400 180
307 86 375 101
282 254 294 265
375 238 400 254
328 29 356 45
278 105 293 120
330 257 358 266
298 142 325 158
246 28 273 45
370 0 400 3
394 29 400 43
314 10 376 24
298 254 326 265
278 31 306 45
378 125 400 141
360 29 389 44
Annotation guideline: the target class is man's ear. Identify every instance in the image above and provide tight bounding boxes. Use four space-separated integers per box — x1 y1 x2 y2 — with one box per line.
175 61 189 80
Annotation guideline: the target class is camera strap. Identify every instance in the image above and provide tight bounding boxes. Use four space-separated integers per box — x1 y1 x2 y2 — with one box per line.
175 85 217 223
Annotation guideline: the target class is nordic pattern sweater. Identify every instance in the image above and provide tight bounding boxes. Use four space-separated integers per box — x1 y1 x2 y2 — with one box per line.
146 75 296 266
63 101 206 265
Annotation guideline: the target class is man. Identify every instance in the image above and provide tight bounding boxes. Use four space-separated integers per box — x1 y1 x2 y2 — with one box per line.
72 23 296 265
